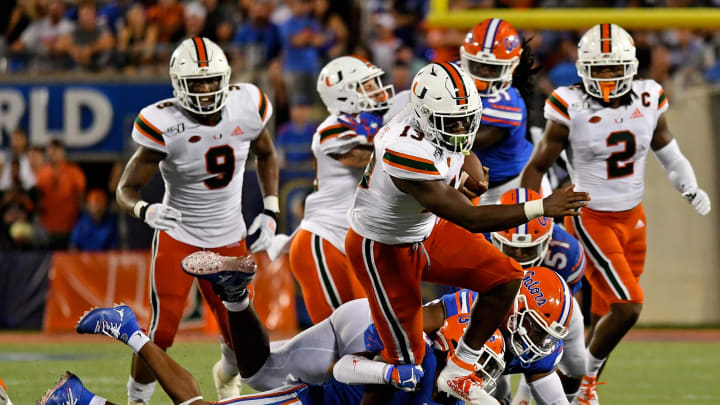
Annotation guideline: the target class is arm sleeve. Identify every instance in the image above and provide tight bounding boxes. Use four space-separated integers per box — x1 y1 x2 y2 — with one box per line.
653 139 699 194
382 142 444 181
131 110 167 153
332 355 388 385
544 90 571 126
528 372 571 405
482 100 524 129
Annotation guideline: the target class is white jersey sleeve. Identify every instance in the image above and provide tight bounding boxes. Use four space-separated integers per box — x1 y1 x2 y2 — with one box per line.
131 102 172 153
544 87 573 126
382 132 445 182
316 116 370 155
243 83 274 130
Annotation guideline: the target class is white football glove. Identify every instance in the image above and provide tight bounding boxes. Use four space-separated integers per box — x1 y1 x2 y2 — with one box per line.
248 210 278 253
683 189 711 216
144 203 182 231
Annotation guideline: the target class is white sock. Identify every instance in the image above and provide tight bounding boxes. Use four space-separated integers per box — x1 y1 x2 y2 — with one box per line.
219 341 239 377
515 374 532 399
89 396 107 405
127 331 150 353
127 376 156 403
586 349 606 377
223 295 250 312
454 336 482 365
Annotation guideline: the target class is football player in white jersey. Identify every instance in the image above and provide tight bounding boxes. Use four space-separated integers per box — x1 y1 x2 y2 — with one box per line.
288 55 410 324
520 24 711 404
344 61 589 404
115 37 279 404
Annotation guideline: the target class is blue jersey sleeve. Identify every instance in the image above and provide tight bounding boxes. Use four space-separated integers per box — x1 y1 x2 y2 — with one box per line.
542 227 585 295
441 289 478 318
505 341 563 375
480 88 526 129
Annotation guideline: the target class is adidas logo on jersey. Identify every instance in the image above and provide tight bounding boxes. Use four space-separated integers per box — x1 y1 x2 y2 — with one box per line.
631 108 644 119
635 219 645 229
231 126 244 136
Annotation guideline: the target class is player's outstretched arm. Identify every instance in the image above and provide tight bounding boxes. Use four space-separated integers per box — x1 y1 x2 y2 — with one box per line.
248 128 281 253
331 145 374 168
520 120 569 192
116 146 182 231
391 177 589 233
651 115 711 215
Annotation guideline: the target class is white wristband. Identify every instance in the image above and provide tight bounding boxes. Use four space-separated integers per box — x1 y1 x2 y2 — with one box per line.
523 199 544 220
133 200 149 219
263 195 279 213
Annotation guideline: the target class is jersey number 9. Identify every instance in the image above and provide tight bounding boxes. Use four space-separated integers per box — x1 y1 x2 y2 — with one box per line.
204 145 235 189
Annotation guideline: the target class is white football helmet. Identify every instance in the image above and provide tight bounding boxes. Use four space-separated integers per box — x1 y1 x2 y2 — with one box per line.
576 23 638 102
317 56 395 116
169 37 231 115
410 62 482 154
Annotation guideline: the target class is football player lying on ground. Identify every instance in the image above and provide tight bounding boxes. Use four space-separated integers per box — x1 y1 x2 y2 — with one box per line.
422 267 576 405
39 255 572 405
487 188 586 404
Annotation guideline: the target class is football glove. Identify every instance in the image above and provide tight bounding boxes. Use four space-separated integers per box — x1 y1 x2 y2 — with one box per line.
144 203 182 231
364 324 384 352
385 363 424 392
683 189 711 216
338 112 383 141
248 210 278 253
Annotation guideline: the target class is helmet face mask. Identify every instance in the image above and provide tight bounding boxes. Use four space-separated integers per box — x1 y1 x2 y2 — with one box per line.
460 47 519 96
576 23 639 102
170 37 231 115
317 56 394 116
507 296 561 364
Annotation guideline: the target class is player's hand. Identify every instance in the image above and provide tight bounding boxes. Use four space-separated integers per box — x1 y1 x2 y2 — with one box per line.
144 203 182 231
247 210 278 253
683 189 711 216
385 363 424 392
363 324 385 352
542 185 590 217
338 112 382 141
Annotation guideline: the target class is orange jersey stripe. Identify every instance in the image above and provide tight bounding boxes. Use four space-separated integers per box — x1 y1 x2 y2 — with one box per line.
385 149 435 166
546 99 570 121
489 104 522 112
483 116 521 126
550 91 568 109
383 158 440 176
138 114 162 135
658 98 668 109
134 122 165 146
193 37 208 67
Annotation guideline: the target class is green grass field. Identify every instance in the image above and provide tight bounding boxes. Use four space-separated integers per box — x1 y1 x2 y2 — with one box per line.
2 339 719 404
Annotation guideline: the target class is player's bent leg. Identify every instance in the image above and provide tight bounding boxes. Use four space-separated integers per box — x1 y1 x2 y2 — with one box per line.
181 251 270 379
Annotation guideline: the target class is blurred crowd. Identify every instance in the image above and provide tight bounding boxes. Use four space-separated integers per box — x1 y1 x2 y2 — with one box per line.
2 0 720 250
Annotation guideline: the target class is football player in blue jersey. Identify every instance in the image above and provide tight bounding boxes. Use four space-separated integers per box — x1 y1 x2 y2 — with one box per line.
459 18 552 204
424 267 574 405
487 188 586 403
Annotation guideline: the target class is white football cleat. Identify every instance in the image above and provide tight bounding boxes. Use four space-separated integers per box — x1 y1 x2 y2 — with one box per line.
576 375 604 405
213 360 241 400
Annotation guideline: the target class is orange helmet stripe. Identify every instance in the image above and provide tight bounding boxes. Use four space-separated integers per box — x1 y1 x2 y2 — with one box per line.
600 24 611 54
193 37 209 67
438 62 467 105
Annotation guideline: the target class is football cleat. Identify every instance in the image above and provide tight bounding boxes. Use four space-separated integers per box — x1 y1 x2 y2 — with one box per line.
36 372 96 405
76 304 142 344
437 354 500 404
576 375 605 405
212 360 241 400
181 251 257 302
0 376 12 405
385 363 424 392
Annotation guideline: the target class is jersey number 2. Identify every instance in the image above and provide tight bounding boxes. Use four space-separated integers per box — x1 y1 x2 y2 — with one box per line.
204 145 235 189
606 131 636 179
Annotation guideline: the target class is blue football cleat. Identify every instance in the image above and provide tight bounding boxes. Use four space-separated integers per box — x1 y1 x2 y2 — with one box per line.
76 304 141 344
37 372 95 405
181 251 257 302
386 363 424 392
